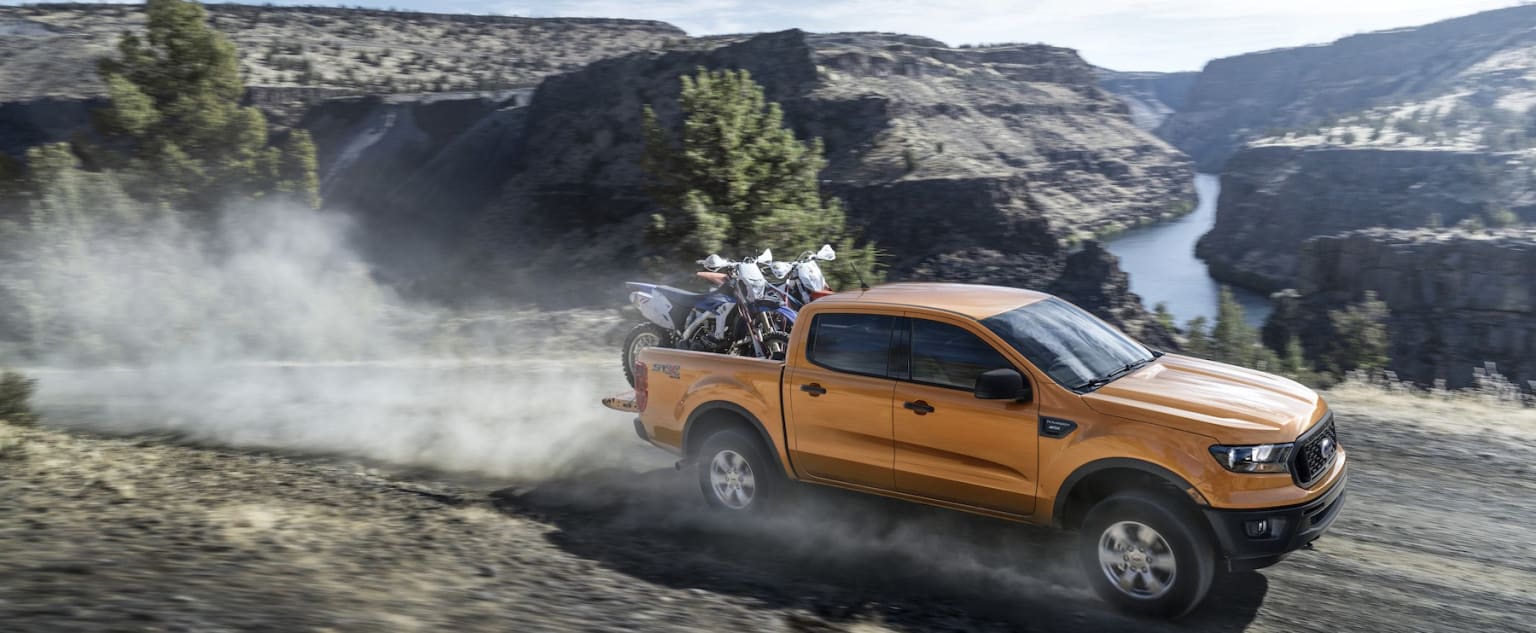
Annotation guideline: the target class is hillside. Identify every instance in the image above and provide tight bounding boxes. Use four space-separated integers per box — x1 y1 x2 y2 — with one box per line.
1269 227 1536 389
0 3 684 101
1159 4 1536 170
295 30 1191 343
460 32 1190 277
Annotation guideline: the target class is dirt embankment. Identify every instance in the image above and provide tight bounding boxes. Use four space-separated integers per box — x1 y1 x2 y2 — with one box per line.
2 384 1535 632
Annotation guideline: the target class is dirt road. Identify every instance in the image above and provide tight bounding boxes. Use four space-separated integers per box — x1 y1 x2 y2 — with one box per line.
2 369 1534 632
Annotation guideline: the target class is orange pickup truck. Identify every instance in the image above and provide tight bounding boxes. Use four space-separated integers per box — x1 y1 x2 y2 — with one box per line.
604 283 1346 617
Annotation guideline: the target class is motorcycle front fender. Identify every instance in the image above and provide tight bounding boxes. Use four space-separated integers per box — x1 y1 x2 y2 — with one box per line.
775 305 797 324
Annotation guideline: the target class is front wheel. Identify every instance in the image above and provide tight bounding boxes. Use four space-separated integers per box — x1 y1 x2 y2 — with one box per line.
1079 489 1216 619
622 323 673 386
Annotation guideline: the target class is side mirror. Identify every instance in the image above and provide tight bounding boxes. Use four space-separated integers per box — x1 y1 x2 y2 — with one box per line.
756 248 774 264
816 244 836 261
701 254 728 270
975 368 1031 402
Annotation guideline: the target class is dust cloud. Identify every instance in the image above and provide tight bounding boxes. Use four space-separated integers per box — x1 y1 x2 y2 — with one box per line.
12 199 1082 604
11 201 654 479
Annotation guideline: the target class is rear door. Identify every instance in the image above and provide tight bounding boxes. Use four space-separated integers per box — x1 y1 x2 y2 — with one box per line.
891 315 1039 514
785 312 898 490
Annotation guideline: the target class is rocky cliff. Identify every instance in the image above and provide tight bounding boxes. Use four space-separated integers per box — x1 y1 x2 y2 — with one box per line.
1267 228 1536 388
0 4 683 101
1198 146 1536 290
468 30 1192 284
1096 70 1198 131
1159 5 1536 170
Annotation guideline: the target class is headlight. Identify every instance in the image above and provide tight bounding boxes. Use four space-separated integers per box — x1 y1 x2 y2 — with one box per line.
1209 443 1294 474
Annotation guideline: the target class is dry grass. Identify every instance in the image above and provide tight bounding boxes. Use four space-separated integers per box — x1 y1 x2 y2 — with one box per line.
1324 363 1536 440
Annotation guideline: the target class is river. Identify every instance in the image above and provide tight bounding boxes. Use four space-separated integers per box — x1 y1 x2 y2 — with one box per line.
1105 173 1271 327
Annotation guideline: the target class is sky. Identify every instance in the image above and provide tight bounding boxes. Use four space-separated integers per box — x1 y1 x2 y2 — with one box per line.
5 0 1525 71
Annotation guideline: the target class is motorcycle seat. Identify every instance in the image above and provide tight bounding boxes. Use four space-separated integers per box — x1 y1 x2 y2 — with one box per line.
655 285 707 306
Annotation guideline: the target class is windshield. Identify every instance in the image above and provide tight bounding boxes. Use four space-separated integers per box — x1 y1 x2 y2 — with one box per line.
981 298 1153 391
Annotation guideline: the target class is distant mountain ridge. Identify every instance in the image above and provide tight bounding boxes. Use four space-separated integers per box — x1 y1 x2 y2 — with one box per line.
0 3 683 101
1159 4 1536 170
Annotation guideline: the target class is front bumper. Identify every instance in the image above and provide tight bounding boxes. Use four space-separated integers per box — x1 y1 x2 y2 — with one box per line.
1202 466 1347 571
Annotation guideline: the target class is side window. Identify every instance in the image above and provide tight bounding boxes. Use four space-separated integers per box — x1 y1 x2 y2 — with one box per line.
808 313 896 377
910 319 1015 390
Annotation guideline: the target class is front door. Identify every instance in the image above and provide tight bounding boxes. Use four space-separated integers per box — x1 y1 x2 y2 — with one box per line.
892 316 1039 514
785 312 898 490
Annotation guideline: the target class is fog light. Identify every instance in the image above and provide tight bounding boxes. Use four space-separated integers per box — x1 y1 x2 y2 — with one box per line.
1244 519 1270 538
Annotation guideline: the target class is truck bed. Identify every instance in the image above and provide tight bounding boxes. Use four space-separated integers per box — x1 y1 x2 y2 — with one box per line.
623 347 788 458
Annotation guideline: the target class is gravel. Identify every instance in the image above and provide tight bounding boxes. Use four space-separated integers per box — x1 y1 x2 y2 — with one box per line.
2 373 1533 632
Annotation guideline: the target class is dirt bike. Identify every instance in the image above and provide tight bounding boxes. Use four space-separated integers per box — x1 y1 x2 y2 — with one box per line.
767 244 838 310
620 250 795 385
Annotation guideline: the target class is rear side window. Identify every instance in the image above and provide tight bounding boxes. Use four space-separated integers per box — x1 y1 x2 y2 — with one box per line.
807 313 896 377
909 319 1014 390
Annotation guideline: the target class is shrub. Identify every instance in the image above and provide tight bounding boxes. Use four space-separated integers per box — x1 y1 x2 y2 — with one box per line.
1485 205 1520 228
1327 291 1390 373
0 370 38 426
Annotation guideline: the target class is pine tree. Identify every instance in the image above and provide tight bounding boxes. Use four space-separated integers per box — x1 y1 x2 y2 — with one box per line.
92 0 319 209
1328 291 1391 373
641 67 878 287
1152 302 1176 331
1210 286 1258 365
1182 316 1212 359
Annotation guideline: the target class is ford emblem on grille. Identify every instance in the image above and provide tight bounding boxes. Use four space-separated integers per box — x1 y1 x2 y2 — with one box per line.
1319 436 1336 460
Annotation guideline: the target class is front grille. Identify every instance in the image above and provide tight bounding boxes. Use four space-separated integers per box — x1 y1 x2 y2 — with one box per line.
1293 414 1338 488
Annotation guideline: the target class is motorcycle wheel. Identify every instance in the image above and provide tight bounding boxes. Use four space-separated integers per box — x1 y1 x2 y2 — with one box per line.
622 323 674 386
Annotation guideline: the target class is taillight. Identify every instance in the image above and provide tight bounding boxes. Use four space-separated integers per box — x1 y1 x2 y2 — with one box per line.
633 359 648 413
810 289 835 300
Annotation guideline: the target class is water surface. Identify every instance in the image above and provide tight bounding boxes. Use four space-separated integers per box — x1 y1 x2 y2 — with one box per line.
1105 174 1271 327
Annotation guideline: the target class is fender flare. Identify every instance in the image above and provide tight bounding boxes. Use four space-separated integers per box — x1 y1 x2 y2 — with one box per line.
1052 457 1200 528
682 401 778 462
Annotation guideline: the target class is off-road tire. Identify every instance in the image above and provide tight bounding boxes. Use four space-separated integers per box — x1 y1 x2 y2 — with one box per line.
1079 489 1216 619
696 429 781 512
622 323 673 386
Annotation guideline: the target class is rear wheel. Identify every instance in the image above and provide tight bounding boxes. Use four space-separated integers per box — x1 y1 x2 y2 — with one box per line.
622 323 673 386
1079 489 1215 619
697 430 780 512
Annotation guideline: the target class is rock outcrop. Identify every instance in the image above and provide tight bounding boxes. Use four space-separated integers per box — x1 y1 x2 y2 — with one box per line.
1159 5 1536 170
0 96 104 158
1267 227 1536 388
1198 146 1536 290
295 91 534 284
464 30 1192 308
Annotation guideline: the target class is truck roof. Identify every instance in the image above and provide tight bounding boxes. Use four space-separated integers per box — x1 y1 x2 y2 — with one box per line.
813 282 1052 319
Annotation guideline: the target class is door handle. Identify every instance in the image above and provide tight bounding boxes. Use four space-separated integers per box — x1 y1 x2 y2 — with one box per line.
800 383 827 396
903 400 935 415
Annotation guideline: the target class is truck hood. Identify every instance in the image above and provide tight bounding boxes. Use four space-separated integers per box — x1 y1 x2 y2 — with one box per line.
1081 354 1325 445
